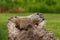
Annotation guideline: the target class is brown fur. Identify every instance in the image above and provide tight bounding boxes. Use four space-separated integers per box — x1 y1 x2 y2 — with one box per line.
7 13 45 40
7 13 59 40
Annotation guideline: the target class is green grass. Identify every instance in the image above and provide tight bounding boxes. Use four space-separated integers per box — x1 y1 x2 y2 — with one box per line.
0 13 60 40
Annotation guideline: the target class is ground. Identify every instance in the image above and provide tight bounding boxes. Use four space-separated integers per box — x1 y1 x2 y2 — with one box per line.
0 13 60 40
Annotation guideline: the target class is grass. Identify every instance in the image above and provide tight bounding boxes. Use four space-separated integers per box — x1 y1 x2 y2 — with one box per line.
0 13 60 40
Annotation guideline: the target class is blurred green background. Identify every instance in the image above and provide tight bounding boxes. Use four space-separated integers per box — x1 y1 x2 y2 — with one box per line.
0 0 60 40
0 0 60 13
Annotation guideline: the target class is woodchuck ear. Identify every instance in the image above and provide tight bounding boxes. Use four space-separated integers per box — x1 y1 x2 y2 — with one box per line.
36 13 45 21
8 16 18 21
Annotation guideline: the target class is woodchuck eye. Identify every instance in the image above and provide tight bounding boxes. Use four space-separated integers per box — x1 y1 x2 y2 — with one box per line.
16 25 20 30
20 28 26 31
16 25 27 31
27 24 32 28
24 24 32 31
16 25 25 31
16 24 32 31
35 23 38 26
